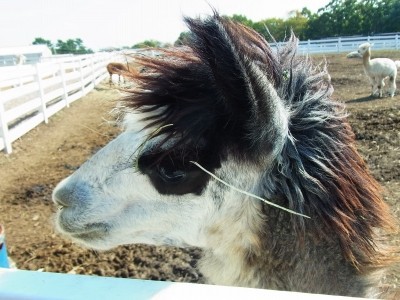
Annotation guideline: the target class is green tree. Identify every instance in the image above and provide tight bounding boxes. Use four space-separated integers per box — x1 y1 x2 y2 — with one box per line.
285 11 309 40
55 38 93 54
306 0 400 38
366 0 400 34
257 18 287 41
229 14 254 27
386 0 400 32
311 0 362 36
174 31 191 46
300 7 313 19
229 13 306 42
131 40 162 48
174 1 400 44
32 37 55 54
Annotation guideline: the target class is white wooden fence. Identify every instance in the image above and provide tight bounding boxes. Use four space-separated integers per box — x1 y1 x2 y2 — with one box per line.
0 53 114 154
1 34 399 154
0 268 362 300
271 33 400 54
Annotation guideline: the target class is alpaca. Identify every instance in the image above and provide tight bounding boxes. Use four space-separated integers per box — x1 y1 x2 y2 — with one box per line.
395 60 400 69
53 13 397 298
15 54 26 65
357 42 397 97
106 62 129 86
346 50 362 59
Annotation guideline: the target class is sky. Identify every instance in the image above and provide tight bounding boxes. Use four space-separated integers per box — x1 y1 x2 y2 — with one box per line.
0 0 331 51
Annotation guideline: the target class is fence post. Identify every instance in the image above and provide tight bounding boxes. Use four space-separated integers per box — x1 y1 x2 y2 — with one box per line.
90 56 95 86
396 34 399 50
58 62 69 108
337 37 342 52
0 100 12 154
35 63 49 124
17 65 23 87
79 58 84 93
307 39 311 54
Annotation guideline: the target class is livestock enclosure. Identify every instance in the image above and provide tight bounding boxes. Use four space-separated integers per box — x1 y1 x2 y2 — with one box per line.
0 53 114 154
1 33 399 155
0 48 399 298
279 33 400 54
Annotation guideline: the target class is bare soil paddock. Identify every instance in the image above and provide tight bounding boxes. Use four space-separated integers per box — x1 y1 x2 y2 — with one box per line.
1 51 399 294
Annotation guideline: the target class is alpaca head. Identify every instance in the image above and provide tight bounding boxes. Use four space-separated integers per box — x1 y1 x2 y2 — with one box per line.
52 13 292 250
53 13 393 273
16 54 26 65
358 42 372 56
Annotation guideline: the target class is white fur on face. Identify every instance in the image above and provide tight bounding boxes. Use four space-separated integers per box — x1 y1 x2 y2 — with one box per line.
358 43 371 56
53 129 214 250
53 118 265 278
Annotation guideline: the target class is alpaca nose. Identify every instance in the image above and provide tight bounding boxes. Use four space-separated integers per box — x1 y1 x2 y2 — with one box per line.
52 178 91 208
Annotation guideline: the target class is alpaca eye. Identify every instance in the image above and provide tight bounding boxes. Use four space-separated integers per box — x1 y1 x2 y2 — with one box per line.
157 166 187 183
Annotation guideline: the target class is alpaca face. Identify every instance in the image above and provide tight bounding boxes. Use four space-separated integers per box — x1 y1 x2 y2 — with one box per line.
53 129 206 250
52 122 264 250
358 43 371 55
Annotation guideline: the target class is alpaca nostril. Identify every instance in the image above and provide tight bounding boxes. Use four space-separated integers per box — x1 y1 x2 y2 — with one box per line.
52 179 91 208
53 186 73 208
53 189 69 208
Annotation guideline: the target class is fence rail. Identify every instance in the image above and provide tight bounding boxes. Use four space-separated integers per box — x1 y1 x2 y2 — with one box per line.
271 34 400 54
0 53 114 153
1 34 399 154
0 267 360 300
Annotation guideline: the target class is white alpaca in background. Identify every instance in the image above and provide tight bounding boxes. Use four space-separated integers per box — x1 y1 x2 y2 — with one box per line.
358 42 397 97
346 50 362 59
395 60 400 69
15 54 26 65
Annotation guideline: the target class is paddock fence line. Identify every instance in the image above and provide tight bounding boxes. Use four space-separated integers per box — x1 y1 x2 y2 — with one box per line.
0 52 115 154
271 33 400 54
0 267 364 300
1 34 399 154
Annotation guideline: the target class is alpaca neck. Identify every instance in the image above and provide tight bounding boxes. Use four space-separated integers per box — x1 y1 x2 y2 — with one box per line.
199 199 379 296
197 163 266 288
199 198 265 288
362 49 371 70
195 160 379 296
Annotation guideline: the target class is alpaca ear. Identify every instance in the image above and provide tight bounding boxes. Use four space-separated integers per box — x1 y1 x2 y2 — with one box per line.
185 14 288 155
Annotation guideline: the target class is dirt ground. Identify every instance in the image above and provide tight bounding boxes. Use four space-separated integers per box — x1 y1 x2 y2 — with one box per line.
1 51 400 294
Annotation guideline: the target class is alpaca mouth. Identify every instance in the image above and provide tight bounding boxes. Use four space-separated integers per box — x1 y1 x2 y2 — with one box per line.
55 209 110 238
60 223 111 245
70 228 108 241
